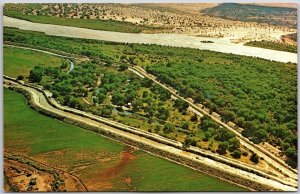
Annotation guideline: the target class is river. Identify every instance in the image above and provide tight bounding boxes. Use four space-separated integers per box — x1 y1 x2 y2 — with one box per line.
3 16 297 63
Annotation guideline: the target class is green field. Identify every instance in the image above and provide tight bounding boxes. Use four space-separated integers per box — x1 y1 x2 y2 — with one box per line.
4 88 245 191
3 46 64 79
244 40 297 53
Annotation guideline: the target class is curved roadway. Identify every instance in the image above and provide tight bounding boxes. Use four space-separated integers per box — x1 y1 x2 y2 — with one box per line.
3 77 297 191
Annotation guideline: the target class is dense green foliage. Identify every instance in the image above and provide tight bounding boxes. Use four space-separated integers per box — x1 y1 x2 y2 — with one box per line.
202 3 297 28
245 40 297 53
4 88 245 191
3 27 296 166
27 59 240 154
4 4 161 33
200 116 240 155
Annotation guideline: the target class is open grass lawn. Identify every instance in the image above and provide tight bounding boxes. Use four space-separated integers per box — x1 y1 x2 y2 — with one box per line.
3 46 64 79
4 88 245 191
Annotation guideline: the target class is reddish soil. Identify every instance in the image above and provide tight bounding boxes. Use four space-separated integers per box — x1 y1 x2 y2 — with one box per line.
82 148 136 191
97 150 135 182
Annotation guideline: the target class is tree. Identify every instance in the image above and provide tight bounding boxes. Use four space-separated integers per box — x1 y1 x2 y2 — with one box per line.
217 141 229 155
199 116 219 131
119 64 128 71
181 121 190 130
203 131 212 141
146 106 156 118
29 67 44 83
69 98 80 108
163 123 175 134
142 91 149 98
190 114 198 122
17 75 24 80
285 147 297 159
99 105 113 117
232 150 242 158
132 99 142 112
97 93 106 104
60 61 68 69
157 107 170 120
174 99 189 112
183 136 197 148
250 153 259 164
228 137 240 151
214 127 235 142
255 129 268 142
194 93 204 103
112 93 125 106
52 91 59 98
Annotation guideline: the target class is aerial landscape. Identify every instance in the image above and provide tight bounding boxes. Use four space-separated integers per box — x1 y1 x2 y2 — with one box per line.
2 2 298 192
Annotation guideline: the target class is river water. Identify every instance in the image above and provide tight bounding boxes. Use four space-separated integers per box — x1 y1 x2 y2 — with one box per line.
3 16 297 63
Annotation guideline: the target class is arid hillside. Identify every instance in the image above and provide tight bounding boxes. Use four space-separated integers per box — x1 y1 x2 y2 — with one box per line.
202 3 297 28
4 3 297 42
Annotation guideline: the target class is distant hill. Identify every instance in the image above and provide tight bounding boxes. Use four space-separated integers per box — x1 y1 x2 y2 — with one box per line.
202 3 297 28
281 33 297 45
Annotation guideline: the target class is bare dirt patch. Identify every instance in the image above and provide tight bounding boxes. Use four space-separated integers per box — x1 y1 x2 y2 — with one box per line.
4 155 86 192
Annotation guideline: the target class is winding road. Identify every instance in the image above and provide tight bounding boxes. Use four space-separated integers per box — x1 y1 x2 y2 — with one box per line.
3 44 297 189
3 76 298 191
66 59 75 74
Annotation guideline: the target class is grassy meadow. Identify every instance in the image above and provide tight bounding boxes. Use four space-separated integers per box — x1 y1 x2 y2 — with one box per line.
3 46 64 79
4 88 245 191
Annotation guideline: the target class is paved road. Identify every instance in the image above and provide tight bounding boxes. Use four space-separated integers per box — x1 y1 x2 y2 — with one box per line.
3 16 297 63
66 59 75 74
3 77 297 191
129 66 298 182
3 43 297 186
